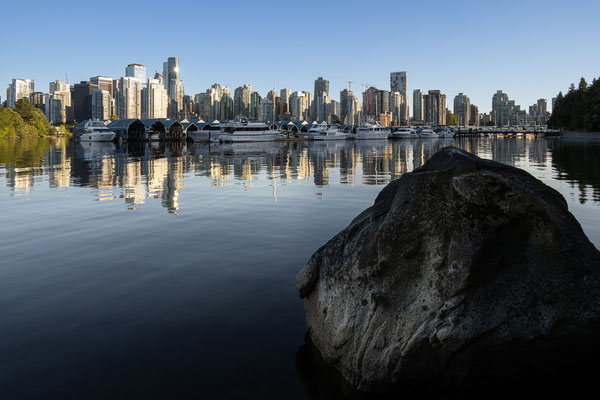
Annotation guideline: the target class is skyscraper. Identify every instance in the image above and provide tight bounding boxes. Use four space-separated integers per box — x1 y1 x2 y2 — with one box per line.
453 93 471 126
162 57 184 118
469 104 480 126
423 90 446 126
250 91 261 120
390 72 407 96
118 77 142 119
142 76 168 119
47 80 72 123
290 91 311 120
90 76 114 117
491 90 528 125
312 77 330 120
73 81 96 122
233 85 253 117
390 91 407 124
413 89 424 121
91 88 111 120
125 64 147 84
6 78 34 108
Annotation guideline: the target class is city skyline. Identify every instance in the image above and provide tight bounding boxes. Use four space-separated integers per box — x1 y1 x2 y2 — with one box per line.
2 0 599 113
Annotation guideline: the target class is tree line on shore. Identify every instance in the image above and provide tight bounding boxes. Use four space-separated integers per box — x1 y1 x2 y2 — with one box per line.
548 77 600 132
0 99 60 137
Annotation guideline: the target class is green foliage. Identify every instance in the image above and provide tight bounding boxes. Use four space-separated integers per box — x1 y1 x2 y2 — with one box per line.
0 107 30 137
446 110 458 126
0 99 55 137
549 77 600 132
110 114 118 121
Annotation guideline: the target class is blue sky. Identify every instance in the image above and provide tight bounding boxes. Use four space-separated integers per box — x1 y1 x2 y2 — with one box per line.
2 0 599 112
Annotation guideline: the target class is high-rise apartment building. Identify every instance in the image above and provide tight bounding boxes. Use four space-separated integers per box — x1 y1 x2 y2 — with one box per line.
250 91 261 120
162 57 184 118
233 85 254 117
47 80 72 123
312 77 330 120
91 88 111 120
195 92 212 120
30 92 45 111
118 77 142 119
340 89 361 125
491 90 528 125
259 97 274 122
423 90 447 126
73 81 97 122
142 76 167 119
290 91 311 120
390 91 407 124
390 72 407 96
453 93 471 126
125 64 146 84
529 98 550 124
413 89 424 121
469 104 480 126
6 78 34 108
220 93 234 120
362 88 390 119
90 76 114 116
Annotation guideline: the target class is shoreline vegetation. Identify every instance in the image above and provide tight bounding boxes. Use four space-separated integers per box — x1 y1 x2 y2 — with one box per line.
549 77 600 133
0 99 71 138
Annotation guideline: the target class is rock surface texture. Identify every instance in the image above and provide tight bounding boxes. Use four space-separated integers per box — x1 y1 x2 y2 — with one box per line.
296 146 600 393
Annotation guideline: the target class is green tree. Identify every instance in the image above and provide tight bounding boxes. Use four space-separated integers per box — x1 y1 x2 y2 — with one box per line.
549 76 600 132
446 110 458 126
14 99 53 136
0 107 30 137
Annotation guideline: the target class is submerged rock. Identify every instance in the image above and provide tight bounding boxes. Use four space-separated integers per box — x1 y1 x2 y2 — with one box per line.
296 146 600 393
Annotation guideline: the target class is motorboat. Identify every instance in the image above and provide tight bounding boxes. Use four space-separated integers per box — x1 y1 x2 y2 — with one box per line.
352 122 390 139
218 117 278 143
311 123 348 140
392 127 419 139
79 120 116 142
431 128 454 138
418 128 435 138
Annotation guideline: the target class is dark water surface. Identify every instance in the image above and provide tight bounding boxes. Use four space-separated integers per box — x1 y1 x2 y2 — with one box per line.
1 137 599 399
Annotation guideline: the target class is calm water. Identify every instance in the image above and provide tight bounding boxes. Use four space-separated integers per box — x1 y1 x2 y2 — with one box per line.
1 137 599 399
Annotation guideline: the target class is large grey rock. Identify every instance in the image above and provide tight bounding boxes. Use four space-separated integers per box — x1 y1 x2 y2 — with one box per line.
296 146 600 393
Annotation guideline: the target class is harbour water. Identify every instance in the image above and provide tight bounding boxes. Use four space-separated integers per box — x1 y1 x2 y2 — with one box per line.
1 137 599 398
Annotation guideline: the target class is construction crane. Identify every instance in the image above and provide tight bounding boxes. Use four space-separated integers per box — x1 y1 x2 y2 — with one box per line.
362 83 377 90
344 81 354 91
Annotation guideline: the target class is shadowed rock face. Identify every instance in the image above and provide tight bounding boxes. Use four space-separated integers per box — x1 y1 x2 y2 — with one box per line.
296 146 600 393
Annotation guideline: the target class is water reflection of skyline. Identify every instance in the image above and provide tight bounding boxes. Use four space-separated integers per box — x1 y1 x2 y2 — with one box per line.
1 137 599 213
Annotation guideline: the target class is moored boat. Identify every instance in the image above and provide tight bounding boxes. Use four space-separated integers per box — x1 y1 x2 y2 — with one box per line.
391 127 419 139
218 117 278 143
311 123 348 140
352 122 390 140
80 120 116 142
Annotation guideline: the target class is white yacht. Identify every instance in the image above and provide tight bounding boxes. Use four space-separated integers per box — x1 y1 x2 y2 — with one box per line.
311 123 348 140
392 127 419 139
429 128 454 138
352 122 390 140
218 117 278 143
418 128 435 138
80 120 116 142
